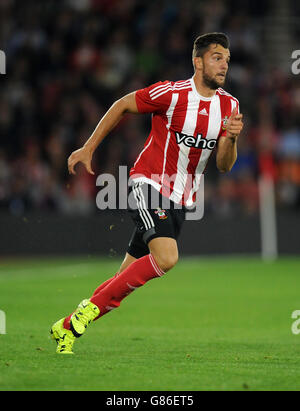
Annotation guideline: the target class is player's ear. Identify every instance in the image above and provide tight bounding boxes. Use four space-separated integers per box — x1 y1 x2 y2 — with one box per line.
193 56 203 71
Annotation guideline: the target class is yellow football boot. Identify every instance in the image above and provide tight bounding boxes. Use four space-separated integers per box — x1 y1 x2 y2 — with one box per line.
69 299 100 338
50 318 76 354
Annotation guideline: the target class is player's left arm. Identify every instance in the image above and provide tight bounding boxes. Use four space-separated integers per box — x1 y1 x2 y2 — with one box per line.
216 107 243 172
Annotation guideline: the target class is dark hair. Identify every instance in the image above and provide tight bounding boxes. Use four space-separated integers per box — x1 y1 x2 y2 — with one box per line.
192 32 230 58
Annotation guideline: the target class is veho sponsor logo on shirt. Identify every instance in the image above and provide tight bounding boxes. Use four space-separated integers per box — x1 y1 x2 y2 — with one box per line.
175 132 217 150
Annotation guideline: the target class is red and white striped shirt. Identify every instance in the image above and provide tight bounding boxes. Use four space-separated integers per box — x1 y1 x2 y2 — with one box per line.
130 76 239 206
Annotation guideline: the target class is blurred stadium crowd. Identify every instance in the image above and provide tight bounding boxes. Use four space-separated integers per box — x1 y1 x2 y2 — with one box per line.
1 0 300 217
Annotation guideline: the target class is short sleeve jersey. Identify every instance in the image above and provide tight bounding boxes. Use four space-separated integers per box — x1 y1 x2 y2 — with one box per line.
130 77 239 206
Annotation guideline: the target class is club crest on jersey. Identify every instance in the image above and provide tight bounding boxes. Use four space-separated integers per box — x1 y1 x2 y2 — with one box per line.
175 132 217 150
155 208 167 220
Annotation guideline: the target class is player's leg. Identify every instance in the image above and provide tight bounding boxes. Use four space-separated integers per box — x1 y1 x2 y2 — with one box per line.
51 252 137 354
87 187 181 318
51 229 146 353
147 236 178 272
91 253 137 297
52 248 164 350
89 236 177 316
50 183 184 353
61 252 136 333
56 231 177 347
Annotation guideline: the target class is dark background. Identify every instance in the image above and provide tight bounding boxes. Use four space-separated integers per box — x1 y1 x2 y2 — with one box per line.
0 0 299 257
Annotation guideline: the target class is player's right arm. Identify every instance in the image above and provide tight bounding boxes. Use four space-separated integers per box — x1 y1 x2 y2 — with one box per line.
68 92 138 175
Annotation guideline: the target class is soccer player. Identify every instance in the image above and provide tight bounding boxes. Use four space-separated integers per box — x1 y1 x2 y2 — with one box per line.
50 32 243 354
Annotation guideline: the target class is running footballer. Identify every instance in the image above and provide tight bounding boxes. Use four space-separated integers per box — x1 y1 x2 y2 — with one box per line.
50 32 244 354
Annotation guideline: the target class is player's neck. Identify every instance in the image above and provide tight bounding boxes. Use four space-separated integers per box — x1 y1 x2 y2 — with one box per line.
192 73 216 98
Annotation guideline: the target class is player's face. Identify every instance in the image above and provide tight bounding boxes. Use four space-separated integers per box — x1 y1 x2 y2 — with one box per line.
201 44 230 89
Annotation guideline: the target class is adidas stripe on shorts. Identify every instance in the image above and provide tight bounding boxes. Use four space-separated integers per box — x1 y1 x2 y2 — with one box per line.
127 182 186 259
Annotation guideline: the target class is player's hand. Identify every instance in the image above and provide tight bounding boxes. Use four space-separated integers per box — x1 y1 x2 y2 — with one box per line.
225 107 243 138
67 146 95 175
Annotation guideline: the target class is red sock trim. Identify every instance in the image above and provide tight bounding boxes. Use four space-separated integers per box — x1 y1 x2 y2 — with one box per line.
149 253 165 277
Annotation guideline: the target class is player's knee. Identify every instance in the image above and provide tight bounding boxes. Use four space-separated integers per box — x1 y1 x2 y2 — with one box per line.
153 251 178 273
149 237 179 273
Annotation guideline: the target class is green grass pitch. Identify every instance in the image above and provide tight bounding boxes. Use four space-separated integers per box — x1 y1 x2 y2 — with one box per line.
0 256 300 391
